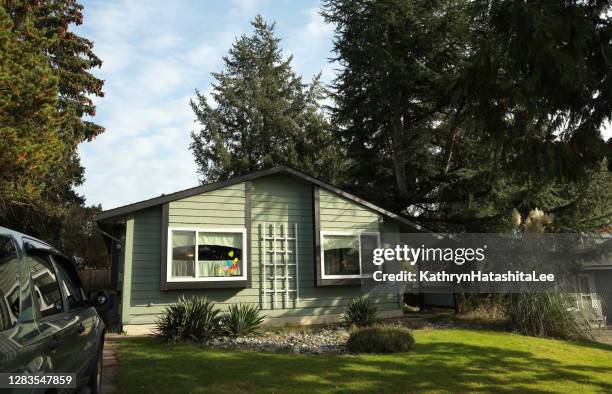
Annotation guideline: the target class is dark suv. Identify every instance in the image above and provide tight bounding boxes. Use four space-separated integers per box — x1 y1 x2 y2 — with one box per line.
0 227 106 393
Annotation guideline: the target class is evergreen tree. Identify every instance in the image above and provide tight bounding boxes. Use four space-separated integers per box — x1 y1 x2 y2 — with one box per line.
0 5 64 212
0 0 108 266
323 0 612 232
36 0 105 206
3 0 104 202
190 15 341 183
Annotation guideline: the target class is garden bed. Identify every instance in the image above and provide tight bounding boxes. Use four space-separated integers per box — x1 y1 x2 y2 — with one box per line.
206 316 456 355
209 326 350 354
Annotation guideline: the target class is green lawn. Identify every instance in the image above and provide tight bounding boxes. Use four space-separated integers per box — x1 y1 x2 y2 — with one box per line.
117 328 612 393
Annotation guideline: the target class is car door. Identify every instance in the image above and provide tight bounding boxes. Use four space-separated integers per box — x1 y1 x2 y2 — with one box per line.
0 234 24 373
26 250 79 378
51 255 99 386
1 233 59 394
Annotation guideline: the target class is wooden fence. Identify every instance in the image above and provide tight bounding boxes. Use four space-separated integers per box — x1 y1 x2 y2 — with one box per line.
78 269 111 290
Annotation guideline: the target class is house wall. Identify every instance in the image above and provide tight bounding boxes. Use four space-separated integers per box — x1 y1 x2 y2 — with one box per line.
120 174 402 331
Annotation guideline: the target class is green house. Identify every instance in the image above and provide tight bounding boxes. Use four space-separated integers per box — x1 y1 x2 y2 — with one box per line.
96 166 424 334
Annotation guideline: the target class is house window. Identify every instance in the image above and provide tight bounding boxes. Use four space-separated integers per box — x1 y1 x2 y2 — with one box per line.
320 232 380 279
168 228 246 282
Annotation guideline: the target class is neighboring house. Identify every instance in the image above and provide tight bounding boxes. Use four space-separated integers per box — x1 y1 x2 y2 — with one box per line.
578 259 611 328
96 166 426 334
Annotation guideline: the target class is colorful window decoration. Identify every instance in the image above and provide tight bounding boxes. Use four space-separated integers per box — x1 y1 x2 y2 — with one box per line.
170 229 245 280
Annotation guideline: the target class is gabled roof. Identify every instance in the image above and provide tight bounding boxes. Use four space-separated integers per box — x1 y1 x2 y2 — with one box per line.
95 166 427 231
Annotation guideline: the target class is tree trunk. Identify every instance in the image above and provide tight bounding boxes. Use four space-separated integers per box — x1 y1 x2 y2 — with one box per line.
392 116 409 202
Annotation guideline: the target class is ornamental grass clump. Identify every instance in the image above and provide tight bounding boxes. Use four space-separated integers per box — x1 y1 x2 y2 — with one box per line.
506 293 591 340
507 209 591 340
222 303 266 338
346 326 415 353
155 296 223 343
343 297 378 327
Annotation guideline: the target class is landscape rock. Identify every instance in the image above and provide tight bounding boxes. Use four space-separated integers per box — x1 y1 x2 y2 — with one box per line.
208 326 350 354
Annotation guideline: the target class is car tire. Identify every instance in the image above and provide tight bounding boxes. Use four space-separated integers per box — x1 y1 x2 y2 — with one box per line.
88 348 103 394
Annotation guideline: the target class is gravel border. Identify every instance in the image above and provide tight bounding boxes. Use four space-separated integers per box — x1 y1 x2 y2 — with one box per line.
208 326 351 354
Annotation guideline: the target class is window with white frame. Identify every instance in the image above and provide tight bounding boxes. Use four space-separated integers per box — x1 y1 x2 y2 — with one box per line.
168 228 247 281
321 232 379 279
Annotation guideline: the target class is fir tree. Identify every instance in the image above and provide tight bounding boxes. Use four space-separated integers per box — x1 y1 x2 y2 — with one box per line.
0 0 108 266
0 5 64 212
3 0 105 201
190 15 341 183
323 0 612 232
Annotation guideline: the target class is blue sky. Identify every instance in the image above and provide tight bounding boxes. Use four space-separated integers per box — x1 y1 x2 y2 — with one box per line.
76 0 335 209
76 0 611 210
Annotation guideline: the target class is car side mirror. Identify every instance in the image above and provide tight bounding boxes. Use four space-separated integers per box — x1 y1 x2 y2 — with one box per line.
91 290 109 307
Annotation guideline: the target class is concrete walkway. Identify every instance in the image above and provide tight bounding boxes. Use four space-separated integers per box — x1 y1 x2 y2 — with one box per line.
101 335 121 394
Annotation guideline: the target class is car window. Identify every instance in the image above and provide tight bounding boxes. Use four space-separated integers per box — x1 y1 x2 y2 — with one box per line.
27 252 63 318
52 255 87 310
0 236 20 331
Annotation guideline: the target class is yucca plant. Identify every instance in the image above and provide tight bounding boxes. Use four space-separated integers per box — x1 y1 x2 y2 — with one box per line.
155 296 223 343
343 297 378 327
222 303 266 337
155 298 187 343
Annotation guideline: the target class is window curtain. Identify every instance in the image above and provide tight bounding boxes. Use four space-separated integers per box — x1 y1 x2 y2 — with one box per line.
323 235 358 251
173 231 195 248
197 232 242 278
172 231 195 277
323 235 359 276
198 232 242 248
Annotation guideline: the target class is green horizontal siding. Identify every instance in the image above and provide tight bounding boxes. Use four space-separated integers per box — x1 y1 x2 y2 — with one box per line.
168 183 245 229
319 189 381 232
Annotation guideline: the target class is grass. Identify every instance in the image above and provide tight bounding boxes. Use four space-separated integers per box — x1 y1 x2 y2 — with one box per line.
117 328 612 393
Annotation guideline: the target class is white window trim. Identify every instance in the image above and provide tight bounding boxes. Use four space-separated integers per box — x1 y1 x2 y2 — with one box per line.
320 231 380 279
167 227 247 282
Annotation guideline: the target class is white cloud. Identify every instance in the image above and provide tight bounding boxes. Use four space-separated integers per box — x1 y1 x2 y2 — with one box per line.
302 6 333 40
285 6 336 84
185 44 219 67
230 0 263 16
135 59 187 95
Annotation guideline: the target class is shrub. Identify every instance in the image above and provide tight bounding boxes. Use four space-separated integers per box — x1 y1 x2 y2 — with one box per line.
346 326 415 353
343 297 378 327
506 293 591 340
456 293 507 321
222 303 266 337
155 296 223 343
